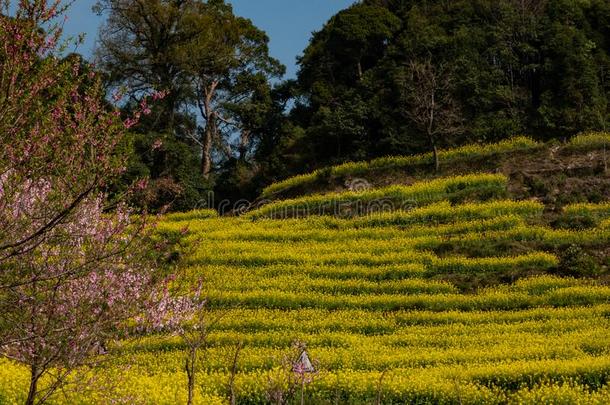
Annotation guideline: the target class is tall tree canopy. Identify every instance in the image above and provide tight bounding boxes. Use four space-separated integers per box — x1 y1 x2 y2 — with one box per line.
284 0 610 174
95 0 283 210
94 0 610 206
177 0 284 178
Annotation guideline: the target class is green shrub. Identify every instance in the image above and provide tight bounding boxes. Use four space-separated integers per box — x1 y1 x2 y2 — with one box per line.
567 132 610 151
557 244 600 277
554 213 598 230
555 202 610 229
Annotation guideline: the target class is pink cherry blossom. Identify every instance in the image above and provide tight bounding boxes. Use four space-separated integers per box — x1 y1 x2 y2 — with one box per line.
0 3 172 404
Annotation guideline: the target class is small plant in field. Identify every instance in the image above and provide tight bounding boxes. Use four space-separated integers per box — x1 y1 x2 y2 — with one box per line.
553 213 597 230
266 341 319 405
143 281 208 405
557 245 601 277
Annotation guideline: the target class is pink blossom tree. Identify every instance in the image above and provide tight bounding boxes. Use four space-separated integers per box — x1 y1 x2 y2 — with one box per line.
0 197 163 405
0 1 173 404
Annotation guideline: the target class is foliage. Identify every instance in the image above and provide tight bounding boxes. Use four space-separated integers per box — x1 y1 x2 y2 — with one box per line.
557 244 601 277
555 201 610 229
121 132 211 212
2 1 610 403
281 0 610 176
0 1 125 264
564 202 610 221
90 0 610 206
177 0 284 178
3 184 597 402
95 0 284 209
0 2 171 403
0 197 161 405
567 132 610 151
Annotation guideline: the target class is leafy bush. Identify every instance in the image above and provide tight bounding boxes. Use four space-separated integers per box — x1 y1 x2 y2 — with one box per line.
557 244 601 277
567 132 610 151
555 202 610 229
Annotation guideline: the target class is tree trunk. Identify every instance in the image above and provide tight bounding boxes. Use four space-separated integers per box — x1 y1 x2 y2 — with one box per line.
228 342 242 405
603 141 608 174
427 91 439 172
26 365 40 405
238 130 251 162
198 80 219 180
428 134 439 172
201 120 213 179
166 96 176 135
185 346 196 405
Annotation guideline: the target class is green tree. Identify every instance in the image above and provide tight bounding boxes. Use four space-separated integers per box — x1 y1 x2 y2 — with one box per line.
290 0 610 175
95 0 283 209
178 0 284 178
293 3 401 166
95 0 210 211
95 0 199 134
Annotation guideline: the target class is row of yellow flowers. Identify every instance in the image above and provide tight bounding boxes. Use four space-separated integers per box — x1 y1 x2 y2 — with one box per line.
261 136 541 198
5 355 610 404
260 132 609 199
206 284 610 311
249 173 508 219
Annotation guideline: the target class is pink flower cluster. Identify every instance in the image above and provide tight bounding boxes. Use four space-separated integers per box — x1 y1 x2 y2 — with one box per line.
142 279 207 334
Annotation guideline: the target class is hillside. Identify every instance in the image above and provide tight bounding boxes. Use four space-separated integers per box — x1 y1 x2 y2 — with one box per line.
1 135 610 403
259 134 610 209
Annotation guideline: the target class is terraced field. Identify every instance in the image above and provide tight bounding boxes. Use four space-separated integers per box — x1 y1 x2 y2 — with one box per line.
1 137 610 404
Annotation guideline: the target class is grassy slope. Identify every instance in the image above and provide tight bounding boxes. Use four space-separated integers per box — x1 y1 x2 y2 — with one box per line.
259 133 610 210
1 134 610 404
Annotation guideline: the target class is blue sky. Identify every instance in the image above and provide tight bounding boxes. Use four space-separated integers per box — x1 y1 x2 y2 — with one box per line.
63 0 355 79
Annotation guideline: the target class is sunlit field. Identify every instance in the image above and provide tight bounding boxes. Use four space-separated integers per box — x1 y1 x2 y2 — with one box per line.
2 0 610 402
3 167 609 403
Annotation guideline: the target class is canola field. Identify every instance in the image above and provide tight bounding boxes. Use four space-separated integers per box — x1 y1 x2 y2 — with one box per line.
1 171 610 404
259 132 609 199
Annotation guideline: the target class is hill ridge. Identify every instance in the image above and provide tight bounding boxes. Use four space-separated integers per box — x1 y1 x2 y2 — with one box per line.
257 133 610 209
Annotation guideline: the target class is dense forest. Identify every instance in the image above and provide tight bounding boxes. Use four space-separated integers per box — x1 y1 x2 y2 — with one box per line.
94 0 610 210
